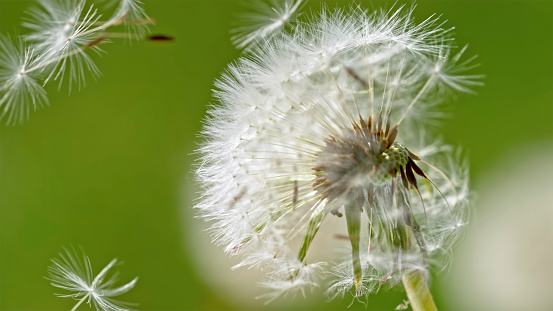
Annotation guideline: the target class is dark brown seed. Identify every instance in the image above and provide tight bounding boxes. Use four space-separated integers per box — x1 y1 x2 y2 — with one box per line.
379 138 389 154
385 124 399 148
148 35 175 41
343 65 368 87
377 111 383 134
407 149 420 160
405 162 419 190
409 159 427 178
399 167 409 189
368 135 377 154
385 112 391 135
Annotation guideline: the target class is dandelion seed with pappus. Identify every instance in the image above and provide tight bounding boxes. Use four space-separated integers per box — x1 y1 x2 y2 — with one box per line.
195 2 480 308
0 0 170 125
47 247 138 311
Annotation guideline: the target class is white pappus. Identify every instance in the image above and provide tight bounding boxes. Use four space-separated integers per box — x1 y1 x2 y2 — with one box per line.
46 247 138 311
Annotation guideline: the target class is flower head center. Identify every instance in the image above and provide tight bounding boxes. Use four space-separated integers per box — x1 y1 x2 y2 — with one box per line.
313 117 408 201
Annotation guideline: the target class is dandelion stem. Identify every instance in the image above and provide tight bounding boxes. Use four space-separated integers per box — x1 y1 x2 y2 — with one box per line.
402 270 438 311
70 293 89 311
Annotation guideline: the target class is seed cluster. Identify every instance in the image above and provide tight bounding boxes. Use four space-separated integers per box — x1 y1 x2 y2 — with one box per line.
313 113 427 206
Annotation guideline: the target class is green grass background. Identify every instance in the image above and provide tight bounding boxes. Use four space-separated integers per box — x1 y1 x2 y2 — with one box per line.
0 0 551 310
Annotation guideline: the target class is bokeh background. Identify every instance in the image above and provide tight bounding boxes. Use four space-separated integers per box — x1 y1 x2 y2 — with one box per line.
0 0 551 310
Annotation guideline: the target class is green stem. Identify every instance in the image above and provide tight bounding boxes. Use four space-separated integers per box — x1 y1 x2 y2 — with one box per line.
402 270 438 311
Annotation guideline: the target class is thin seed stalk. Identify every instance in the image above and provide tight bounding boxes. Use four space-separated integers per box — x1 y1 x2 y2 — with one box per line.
402 270 438 311
70 293 89 311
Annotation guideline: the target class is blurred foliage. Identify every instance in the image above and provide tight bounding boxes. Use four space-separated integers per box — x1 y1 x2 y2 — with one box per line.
0 0 551 310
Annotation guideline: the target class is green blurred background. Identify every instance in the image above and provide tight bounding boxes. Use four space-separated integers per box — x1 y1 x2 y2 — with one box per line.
0 0 551 310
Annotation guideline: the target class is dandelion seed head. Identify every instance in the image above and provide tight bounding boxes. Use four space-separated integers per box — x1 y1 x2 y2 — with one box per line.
196 4 478 302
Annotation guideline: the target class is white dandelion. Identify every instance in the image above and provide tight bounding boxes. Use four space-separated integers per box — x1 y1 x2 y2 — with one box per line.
196 4 479 307
47 247 138 311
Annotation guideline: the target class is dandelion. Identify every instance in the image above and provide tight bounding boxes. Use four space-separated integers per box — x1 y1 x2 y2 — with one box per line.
0 0 167 125
47 247 138 311
195 3 479 308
